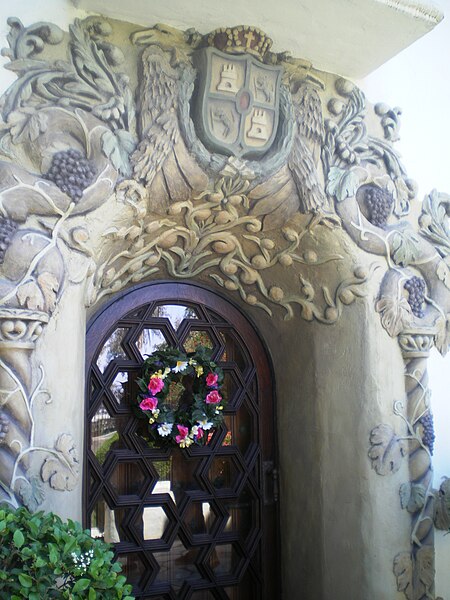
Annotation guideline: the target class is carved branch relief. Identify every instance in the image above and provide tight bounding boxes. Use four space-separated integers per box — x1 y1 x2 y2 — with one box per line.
0 15 448 598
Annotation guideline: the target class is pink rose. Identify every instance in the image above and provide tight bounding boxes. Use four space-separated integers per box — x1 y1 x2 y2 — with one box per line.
196 427 204 440
175 424 189 444
206 373 218 388
148 377 164 395
205 390 222 404
140 397 158 411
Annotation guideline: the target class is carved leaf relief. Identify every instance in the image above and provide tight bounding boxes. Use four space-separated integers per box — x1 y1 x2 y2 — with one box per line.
14 476 45 512
7 108 48 144
393 552 413 600
390 230 421 267
41 434 80 492
326 166 363 202
399 482 426 513
375 295 413 337
101 128 136 176
416 546 434 593
368 423 407 475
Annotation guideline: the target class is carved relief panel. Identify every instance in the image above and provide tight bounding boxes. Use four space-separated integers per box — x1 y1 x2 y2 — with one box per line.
0 14 448 600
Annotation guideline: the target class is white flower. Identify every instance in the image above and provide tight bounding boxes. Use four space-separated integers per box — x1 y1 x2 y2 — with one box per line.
172 360 188 373
191 425 199 436
152 408 160 419
197 418 213 430
157 422 173 436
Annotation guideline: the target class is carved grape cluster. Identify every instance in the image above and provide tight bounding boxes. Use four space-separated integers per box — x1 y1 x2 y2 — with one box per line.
335 135 358 164
363 185 394 228
419 412 435 455
0 217 18 264
404 276 426 318
0 413 9 445
44 149 96 201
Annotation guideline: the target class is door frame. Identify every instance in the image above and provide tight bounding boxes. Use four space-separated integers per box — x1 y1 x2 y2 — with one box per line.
84 280 280 598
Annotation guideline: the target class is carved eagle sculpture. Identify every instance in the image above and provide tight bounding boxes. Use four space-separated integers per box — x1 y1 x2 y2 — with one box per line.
130 24 331 229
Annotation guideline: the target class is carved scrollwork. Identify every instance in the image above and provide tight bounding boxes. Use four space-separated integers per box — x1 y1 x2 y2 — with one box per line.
1 17 136 173
89 174 371 320
398 330 436 358
0 308 48 346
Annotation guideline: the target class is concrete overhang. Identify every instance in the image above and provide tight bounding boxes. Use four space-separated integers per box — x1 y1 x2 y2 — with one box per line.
73 0 444 78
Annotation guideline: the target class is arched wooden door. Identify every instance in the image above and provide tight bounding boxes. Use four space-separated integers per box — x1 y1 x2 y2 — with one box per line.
85 283 279 600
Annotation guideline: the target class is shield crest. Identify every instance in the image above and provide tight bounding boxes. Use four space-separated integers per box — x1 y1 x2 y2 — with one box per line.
194 48 282 158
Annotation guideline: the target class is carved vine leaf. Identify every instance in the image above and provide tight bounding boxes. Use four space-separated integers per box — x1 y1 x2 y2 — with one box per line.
36 272 60 313
102 129 137 176
7 108 48 144
368 424 407 475
436 260 450 291
390 230 421 267
14 475 45 512
416 546 434 594
434 316 450 356
41 434 79 492
16 281 45 311
326 166 363 202
375 295 413 337
419 190 450 258
399 482 426 513
434 477 450 530
393 552 413 600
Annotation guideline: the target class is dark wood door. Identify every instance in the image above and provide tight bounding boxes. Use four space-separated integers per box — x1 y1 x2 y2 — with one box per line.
85 283 278 600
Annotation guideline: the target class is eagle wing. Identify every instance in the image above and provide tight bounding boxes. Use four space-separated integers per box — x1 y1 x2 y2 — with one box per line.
250 83 330 230
131 45 207 212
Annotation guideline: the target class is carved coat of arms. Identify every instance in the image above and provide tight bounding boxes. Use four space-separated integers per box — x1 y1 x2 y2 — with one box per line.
194 47 282 158
130 24 330 226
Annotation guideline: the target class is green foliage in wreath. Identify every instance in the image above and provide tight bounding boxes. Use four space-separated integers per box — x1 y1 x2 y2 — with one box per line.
136 346 225 447
0 505 134 599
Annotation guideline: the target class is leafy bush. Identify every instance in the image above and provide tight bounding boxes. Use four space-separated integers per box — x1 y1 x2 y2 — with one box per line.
0 506 134 599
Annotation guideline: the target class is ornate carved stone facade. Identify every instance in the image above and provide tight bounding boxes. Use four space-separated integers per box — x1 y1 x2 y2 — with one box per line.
0 15 448 599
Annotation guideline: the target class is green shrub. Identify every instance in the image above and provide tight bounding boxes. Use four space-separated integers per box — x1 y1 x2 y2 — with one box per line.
0 506 134 599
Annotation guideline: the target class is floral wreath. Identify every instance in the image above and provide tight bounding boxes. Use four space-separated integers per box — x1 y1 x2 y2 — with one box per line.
136 346 225 448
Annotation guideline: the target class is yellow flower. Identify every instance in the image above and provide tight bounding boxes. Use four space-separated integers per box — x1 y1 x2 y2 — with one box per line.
151 370 163 379
149 417 155 424
195 365 204 377
179 437 193 448
173 360 188 373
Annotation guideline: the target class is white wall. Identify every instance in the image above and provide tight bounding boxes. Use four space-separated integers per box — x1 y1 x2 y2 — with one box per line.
361 2 450 595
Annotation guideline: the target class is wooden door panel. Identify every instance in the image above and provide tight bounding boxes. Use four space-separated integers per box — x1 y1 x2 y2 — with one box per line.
85 283 278 599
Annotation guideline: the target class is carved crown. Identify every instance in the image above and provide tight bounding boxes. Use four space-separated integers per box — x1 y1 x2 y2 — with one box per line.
207 26 272 60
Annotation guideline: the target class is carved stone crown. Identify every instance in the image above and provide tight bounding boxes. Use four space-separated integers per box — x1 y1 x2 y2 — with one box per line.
207 26 272 60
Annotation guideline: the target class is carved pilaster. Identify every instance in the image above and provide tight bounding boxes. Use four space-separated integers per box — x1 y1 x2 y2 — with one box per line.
0 308 48 505
395 328 436 600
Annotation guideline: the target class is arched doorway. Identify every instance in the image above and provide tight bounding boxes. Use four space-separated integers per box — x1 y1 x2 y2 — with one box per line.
84 282 279 599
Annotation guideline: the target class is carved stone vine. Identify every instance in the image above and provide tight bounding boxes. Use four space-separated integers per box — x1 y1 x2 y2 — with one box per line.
0 17 447 597
369 330 437 599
